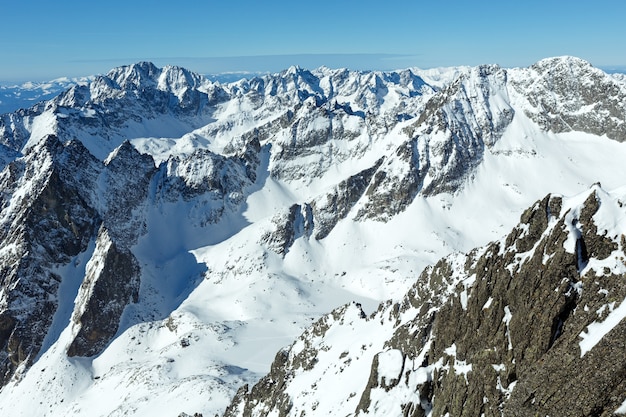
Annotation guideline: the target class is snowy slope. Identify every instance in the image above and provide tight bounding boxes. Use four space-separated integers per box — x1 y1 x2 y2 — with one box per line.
0 57 624 416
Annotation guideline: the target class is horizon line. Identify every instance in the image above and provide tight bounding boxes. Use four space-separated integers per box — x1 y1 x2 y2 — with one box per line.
1 54 625 84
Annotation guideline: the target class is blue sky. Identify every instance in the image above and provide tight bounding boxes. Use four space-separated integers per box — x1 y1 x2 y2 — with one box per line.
1 0 624 82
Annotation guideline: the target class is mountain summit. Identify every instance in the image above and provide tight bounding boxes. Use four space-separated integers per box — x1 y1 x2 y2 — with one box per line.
0 57 625 416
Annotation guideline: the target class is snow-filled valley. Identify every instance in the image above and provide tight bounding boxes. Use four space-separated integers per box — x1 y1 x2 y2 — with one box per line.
0 57 625 416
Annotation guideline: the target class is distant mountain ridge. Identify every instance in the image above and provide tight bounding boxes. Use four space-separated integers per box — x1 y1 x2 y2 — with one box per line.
0 72 267 115
1 62 624 116
0 57 624 416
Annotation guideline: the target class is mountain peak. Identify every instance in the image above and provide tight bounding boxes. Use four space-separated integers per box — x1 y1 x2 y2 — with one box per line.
511 55 626 142
284 64 304 75
105 61 161 90
531 55 595 73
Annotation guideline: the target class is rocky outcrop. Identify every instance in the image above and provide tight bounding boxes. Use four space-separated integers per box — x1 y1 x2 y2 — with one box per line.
261 204 315 256
67 228 141 357
311 159 383 239
224 186 626 416
157 137 262 232
101 141 156 245
355 138 430 220
223 302 368 417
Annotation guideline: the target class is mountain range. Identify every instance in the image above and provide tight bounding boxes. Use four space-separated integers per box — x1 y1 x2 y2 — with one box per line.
0 56 625 416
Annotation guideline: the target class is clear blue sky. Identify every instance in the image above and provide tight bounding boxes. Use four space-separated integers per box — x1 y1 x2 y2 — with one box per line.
1 0 624 82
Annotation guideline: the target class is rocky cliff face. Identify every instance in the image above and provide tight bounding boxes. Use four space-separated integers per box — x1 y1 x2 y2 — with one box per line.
0 135 100 384
224 186 626 417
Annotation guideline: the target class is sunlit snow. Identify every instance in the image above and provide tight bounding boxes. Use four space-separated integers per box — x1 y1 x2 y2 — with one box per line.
0 59 625 416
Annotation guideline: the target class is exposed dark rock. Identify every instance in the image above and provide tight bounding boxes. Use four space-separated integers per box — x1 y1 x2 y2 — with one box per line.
67 227 141 357
101 141 155 245
224 302 367 417
312 158 383 239
261 204 314 256
356 139 429 220
371 191 626 415
0 136 100 384
222 349 293 417
579 190 618 261
159 138 260 228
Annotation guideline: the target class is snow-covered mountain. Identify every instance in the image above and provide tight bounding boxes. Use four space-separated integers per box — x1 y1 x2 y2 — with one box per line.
0 57 624 416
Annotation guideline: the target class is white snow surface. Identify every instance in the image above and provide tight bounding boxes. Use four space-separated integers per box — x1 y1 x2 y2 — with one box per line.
579 298 626 357
0 59 626 416
377 349 405 385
